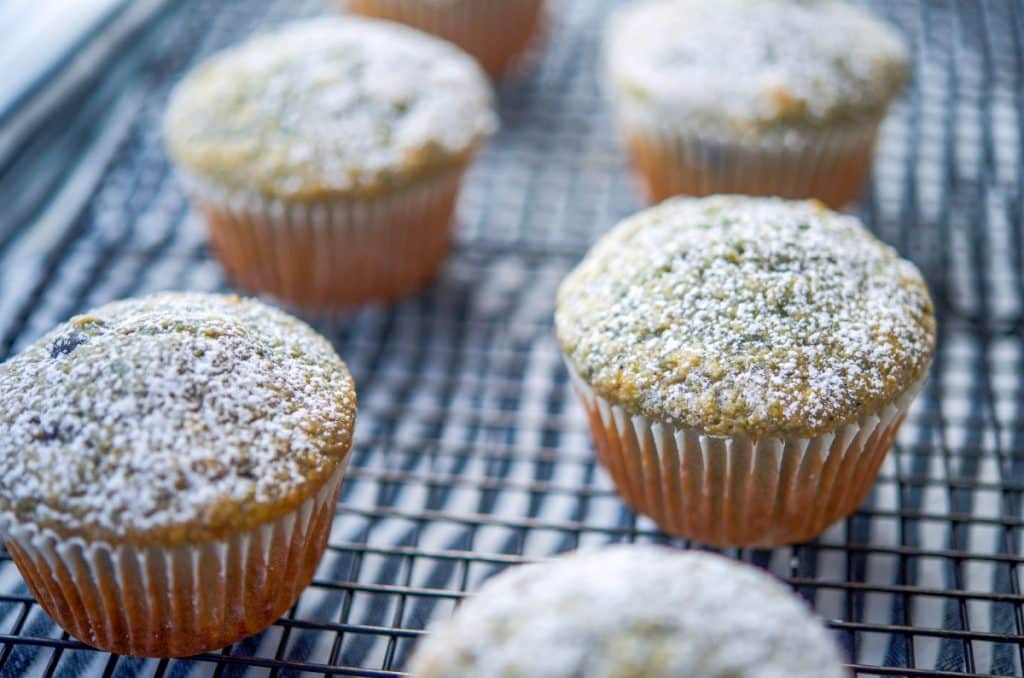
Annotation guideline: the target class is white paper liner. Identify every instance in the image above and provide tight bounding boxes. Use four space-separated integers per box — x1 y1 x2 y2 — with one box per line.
343 0 545 77
567 364 924 548
0 462 348 657
179 169 465 311
607 94 884 206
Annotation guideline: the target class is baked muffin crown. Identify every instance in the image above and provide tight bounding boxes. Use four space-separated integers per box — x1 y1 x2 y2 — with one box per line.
605 0 909 137
411 545 848 677
164 16 496 201
556 196 935 438
0 292 356 546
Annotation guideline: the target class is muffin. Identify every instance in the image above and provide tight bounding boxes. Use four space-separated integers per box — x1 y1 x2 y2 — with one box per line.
603 0 909 206
410 545 849 677
0 293 357 657
556 196 935 547
164 17 495 310
344 0 546 78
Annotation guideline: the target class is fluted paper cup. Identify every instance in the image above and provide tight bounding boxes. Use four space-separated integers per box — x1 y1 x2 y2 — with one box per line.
0 463 347 657
344 0 545 78
610 104 882 207
180 169 465 312
567 365 923 548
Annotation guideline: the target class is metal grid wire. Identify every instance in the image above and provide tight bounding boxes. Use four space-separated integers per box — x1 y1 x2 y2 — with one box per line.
0 0 1022 675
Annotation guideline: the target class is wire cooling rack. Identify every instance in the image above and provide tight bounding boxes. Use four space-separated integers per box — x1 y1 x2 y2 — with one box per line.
0 0 1022 675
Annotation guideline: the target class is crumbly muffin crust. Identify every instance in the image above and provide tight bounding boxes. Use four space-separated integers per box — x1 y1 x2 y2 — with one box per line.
604 0 909 137
0 293 356 546
556 196 935 438
410 545 849 678
164 17 495 201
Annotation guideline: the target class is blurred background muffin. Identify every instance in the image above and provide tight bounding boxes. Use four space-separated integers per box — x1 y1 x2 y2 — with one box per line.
164 17 496 311
603 0 909 206
556 196 935 547
343 0 546 78
410 545 850 677
0 293 356 656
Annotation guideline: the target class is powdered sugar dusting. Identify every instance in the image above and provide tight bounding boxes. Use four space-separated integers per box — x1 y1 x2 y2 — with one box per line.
411 545 849 677
164 16 495 200
556 196 935 437
605 0 909 136
0 293 356 544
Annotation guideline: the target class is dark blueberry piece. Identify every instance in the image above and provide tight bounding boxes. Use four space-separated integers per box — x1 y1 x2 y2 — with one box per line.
38 422 61 443
237 458 257 479
50 332 88 359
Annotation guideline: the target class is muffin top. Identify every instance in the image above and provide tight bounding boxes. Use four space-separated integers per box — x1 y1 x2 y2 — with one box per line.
604 0 909 137
556 196 935 438
0 293 356 546
410 545 849 678
164 17 495 201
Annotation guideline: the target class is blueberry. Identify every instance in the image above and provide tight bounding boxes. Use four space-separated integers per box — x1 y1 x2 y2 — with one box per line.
40 426 59 442
50 332 88 359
